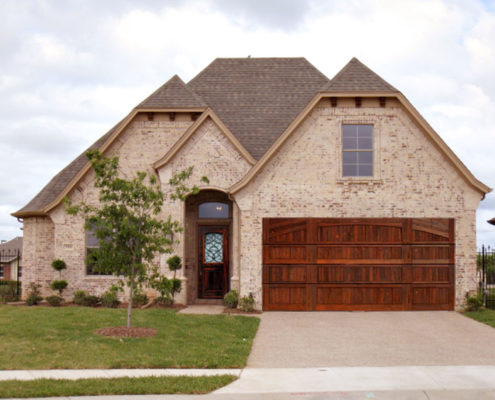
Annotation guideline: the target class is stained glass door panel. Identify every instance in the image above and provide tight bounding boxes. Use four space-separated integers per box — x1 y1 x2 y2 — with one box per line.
199 226 229 298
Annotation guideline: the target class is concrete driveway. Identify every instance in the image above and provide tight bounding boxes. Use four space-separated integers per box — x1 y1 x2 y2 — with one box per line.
247 311 495 367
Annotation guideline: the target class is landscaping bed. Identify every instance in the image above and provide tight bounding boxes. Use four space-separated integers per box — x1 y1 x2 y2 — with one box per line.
0 305 259 369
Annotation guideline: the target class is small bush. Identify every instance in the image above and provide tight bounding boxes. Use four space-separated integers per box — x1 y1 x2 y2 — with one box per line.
170 278 182 297
465 292 483 312
45 295 63 307
73 290 89 305
155 296 174 306
51 259 67 272
81 295 100 307
101 290 120 308
26 283 43 306
223 290 239 309
0 281 18 303
239 294 255 312
50 280 68 295
133 292 149 308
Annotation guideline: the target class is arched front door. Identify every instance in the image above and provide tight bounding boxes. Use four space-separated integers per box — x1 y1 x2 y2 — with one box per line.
198 226 229 298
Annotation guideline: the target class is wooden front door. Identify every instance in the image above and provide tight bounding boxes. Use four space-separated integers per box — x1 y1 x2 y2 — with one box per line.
262 218 455 311
198 226 229 298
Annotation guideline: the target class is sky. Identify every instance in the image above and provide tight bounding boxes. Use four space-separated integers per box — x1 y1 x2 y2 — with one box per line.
1 0 495 246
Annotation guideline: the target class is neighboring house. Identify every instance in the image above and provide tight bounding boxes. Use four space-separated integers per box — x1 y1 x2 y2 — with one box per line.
13 57 490 311
0 236 22 281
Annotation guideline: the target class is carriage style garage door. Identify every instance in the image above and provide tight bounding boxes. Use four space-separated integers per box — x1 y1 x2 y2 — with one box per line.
262 218 455 311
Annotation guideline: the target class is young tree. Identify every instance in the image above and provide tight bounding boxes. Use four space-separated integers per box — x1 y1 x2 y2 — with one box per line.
66 150 207 328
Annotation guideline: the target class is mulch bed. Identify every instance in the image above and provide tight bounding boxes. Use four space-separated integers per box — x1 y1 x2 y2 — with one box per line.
94 326 157 338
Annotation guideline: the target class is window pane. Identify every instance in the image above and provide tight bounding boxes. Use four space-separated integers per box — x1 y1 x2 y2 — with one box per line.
357 125 373 137
198 202 229 219
343 151 358 163
358 164 373 176
343 164 358 176
358 137 372 149
204 233 223 263
85 228 99 248
358 151 373 163
343 137 358 150
342 125 358 138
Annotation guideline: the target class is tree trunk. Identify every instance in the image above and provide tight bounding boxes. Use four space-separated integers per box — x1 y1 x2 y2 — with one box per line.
127 274 134 329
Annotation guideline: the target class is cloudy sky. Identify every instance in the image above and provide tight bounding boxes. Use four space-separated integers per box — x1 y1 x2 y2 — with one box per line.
1 0 495 245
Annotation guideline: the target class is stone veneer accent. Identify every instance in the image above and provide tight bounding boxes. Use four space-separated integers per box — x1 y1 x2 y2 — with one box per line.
22 100 483 308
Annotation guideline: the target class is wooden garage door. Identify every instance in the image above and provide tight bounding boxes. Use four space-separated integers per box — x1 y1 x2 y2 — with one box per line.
262 218 455 311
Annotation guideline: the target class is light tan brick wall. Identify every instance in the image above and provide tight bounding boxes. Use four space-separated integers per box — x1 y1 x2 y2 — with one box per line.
21 217 55 298
234 100 483 309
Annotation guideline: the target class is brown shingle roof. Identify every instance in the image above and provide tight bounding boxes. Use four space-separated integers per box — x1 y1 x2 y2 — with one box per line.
14 57 402 217
0 236 22 255
324 57 398 92
137 75 206 109
188 58 330 159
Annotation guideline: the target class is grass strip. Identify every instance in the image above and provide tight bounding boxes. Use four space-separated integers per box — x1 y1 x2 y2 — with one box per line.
0 305 259 369
0 375 237 398
463 308 495 328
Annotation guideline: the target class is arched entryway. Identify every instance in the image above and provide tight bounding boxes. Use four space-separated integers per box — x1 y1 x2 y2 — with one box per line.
184 190 233 304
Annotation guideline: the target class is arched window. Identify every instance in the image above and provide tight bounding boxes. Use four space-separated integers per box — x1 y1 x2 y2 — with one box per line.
198 202 229 219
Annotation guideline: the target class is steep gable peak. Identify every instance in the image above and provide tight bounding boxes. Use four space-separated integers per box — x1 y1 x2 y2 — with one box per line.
325 57 398 93
137 74 206 109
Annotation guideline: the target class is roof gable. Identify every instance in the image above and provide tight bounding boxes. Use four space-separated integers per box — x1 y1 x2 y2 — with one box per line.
137 75 206 109
324 57 397 92
187 58 330 159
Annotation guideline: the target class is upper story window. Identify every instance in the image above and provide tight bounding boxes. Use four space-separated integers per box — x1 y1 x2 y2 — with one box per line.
198 202 229 219
342 124 373 177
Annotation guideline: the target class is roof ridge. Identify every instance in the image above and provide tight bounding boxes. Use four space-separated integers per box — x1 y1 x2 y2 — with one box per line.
136 74 206 109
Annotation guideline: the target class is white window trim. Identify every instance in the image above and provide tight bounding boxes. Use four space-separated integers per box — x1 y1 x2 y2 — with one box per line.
337 118 382 185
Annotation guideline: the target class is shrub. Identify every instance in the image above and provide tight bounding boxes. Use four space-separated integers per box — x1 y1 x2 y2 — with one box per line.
133 292 148 308
0 281 18 303
223 290 239 309
81 295 100 307
239 294 255 312
26 283 43 306
155 296 174 306
73 290 89 305
51 259 67 272
465 292 483 312
45 295 63 307
101 289 120 308
50 280 68 295
170 278 182 298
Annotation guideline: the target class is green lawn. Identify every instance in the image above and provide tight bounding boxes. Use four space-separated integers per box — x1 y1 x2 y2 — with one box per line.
0 375 237 398
463 308 495 328
0 305 259 369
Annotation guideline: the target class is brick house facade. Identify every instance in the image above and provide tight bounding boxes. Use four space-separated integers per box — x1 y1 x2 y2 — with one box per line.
13 58 490 310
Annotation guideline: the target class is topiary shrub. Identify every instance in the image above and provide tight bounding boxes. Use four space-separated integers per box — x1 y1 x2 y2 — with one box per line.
45 295 63 307
26 283 43 306
239 294 255 312
167 255 182 273
50 280 68 295
73 290 88 305
223 290 239 309
51 259 67 273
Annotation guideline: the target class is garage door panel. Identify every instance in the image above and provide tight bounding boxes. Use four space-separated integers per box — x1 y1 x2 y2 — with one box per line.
263 218 309 244
262 218 455 311
263 285 308 310
317 221 404 243
317 265 403 283
411 286 453 310
263 245 311 264
315 286 404 310
263 265 310 283
316 245 404 264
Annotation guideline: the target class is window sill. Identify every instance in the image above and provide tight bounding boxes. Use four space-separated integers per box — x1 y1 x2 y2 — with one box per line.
337 178 383 185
